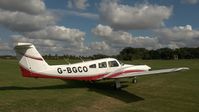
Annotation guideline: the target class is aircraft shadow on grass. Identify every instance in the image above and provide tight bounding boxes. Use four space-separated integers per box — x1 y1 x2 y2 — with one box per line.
0 81 144 103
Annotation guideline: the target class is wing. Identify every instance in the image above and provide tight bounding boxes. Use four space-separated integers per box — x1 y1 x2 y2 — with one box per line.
105 67 189 79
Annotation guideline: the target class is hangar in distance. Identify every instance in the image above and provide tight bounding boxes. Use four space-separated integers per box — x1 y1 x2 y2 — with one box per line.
14 43 189 88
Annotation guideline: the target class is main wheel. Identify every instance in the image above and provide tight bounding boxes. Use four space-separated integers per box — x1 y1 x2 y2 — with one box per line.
114 79 121 89
132 77 137 84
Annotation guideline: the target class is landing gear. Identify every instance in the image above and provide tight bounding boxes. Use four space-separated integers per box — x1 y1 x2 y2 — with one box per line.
132 77 137 84
89 80 96 84
114 79 121 89
114 77 137 89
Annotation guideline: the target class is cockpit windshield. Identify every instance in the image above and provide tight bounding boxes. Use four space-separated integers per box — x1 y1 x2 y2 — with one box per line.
108 61 119 67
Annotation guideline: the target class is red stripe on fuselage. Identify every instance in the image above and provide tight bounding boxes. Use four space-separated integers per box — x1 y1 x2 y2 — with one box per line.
106 70 145 78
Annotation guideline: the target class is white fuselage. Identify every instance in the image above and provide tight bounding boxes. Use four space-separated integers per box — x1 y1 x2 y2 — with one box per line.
27 58 151 80
14 42 151 81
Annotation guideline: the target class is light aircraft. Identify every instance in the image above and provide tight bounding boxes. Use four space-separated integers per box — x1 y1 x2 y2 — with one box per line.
14 43 189 88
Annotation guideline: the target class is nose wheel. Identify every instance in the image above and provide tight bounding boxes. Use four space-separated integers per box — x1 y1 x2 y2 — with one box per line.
114 79 121 89
132 77 137 84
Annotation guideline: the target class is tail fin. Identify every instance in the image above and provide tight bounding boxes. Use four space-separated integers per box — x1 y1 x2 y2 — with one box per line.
14 43 49 77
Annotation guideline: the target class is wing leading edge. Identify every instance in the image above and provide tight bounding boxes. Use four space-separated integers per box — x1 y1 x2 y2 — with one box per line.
109 67 189 79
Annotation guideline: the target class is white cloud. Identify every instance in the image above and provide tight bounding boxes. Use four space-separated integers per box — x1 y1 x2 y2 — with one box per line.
11 35 64 55
155 25 199 48
0 0 45 14
92 24 159 49
11 34 89 55
92 24 113 37
24 26 85 48
0 0 58 32
11 32 116 56
92 24 133 44
90 41 110 50
132 36 160 49
11 25 88 54
99 0 172 30
0 41 11 51
92 24 199 52
67 0 89 10
11 35 57 47
0 0 56 32
88 41 118 55
11 35 30 43
0 9 56 32
0 0 90 55
92 24 199 50
181 0 199 4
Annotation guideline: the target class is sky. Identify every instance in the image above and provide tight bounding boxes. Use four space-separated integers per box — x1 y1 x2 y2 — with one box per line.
0 0 199 56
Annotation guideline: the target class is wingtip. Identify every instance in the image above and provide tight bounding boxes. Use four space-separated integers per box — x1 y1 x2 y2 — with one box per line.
177 67 190 71
183 67 189 70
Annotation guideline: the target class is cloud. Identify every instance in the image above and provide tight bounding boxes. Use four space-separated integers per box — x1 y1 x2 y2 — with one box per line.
92 24 199 51
11 35 57 47
99 0 172 30
67 0 89 10
0 41 11 51
90 41 110 50
181 0 199 4
11 35 65 55
0 0 90 55
92 24 133 45
24 26 85 48
0 0 45 15
11 34 88 55
88 41 119 55
11 25 88 54
65 0 94 21
92 24 160 49
155 25 199 48
0 0 57 32
0 9 56 32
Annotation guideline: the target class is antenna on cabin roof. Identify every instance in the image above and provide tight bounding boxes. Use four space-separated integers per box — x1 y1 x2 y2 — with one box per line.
78 56 84 62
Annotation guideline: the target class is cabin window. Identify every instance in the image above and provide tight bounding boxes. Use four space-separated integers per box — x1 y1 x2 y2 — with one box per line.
108 61 119 67
98 62 107 68
89 64 96 68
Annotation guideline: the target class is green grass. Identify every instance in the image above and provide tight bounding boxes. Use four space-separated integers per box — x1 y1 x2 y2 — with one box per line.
0 59 199 112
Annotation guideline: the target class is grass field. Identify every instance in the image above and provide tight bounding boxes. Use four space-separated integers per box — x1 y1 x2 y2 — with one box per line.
0 59 199 112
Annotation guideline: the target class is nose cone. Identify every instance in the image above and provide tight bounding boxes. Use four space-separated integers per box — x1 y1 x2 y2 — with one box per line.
147 65 151 70
143 65 151 71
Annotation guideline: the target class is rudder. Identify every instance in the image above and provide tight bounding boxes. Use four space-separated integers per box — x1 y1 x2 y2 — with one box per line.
14 43 49 77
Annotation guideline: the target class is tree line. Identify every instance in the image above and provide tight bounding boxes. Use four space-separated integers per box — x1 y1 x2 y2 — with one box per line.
116 47 199 60
0 47 199 60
